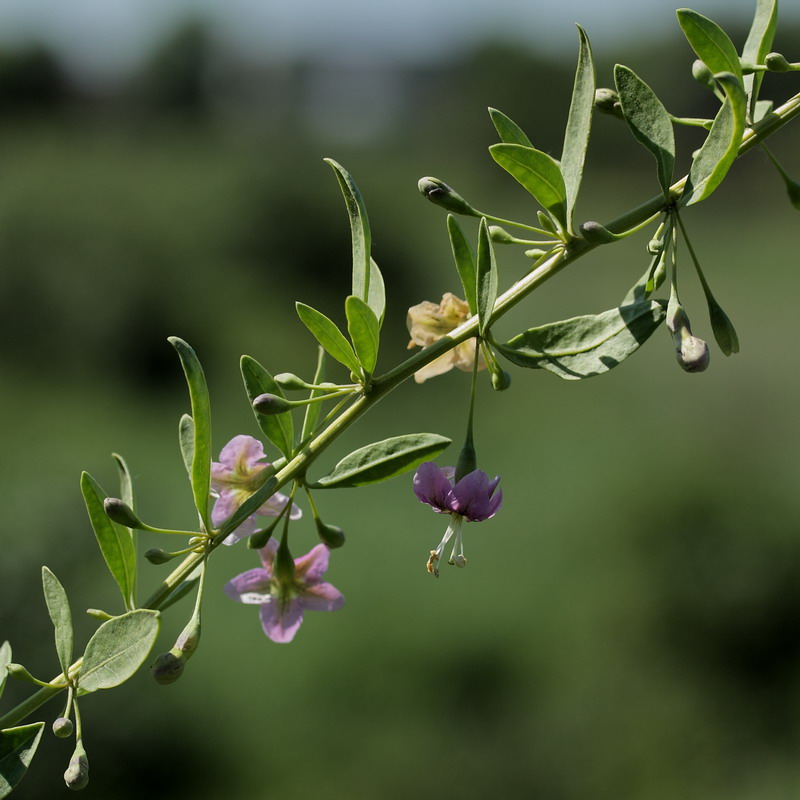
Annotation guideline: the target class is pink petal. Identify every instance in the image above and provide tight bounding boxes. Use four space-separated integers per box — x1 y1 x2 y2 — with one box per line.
259 598 304 643
301 581 345 611
257 538 279 570
212 435 267 485
294 544 330 584
224 568 271 602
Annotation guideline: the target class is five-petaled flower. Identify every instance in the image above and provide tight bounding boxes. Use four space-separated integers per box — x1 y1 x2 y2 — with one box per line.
224 540 345 643
413 461 502 576
211 435 301 545
406 292 486 383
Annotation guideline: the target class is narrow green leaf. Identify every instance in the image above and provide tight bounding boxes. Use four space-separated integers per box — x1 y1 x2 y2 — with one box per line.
345 295 380 374
489 143 568 233
217 476 278 539
561 25 595 232
41 567 73 676
0 722 45 798
0 642 11 701
296 302 361 375
447 215 477 315
77 609 160 694
614 64 675 197
677 9 743 82
367 257 386 327
301 347 327 443
742 0 778 119
682 74 746 205
324 158 372 305
113 453 134 510
168 337 212 531
488 107 533 146
81 472 137 611
707 297 739 355
476 218 498 338
496 301 667 380
240 356 294 458
178 414 195 477
312 433 452 488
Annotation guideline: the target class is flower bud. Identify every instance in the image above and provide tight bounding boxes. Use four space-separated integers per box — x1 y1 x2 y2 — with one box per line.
417 177 477 216
765 52 792 72
676 331 710 372
488 225 516 244
580 221 621 245
537 211 557 235
525 248 548 260
103 498 142 529
144 547 178 565
594 88 622 118
316 521 345 549
86 608 114 621
252 393 294 415
150 651 185 685
64 749 89 791
53 717 74 738
647 238 664 255
691 59 715 88
491 368 512 391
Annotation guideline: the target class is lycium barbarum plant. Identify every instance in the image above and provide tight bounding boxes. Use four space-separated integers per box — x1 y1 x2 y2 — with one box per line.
2 1 799 794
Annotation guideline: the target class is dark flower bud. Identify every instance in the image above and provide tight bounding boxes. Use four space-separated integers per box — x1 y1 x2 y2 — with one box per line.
316 521 346 549
103 498 142 529
765 52 792 72
53 717 74 738
144 548 178 565
151 651 185 685
64 749 89 791
252 393 294 415
491 369 512 391
417 177 478 216
594 88 622 118
691 59 715 89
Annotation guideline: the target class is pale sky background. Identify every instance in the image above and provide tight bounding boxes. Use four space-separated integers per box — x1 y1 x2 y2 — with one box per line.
0 0 793 86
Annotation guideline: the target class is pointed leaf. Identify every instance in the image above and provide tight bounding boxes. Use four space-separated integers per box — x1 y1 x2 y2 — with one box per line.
490 143 568 233
81 472 137 611
476 218 498 338
561 25 595 231
169 337 212 531
241 356 294 458
113 453 134 510
742 0 778 119
324 159 373 306
345 295 380 374
488 107 533 146
677 9 743 82
0 722 45 798
296 302 361 375
0 642 10 701
179 414 195 476
77 609 160 693
682 74 746 205
496 301 667 380
447 215 478 315
312 433 452 488
41 567 73 676
614 64 675 197
301 347 327 442
367 257 386 326
708 297 739 355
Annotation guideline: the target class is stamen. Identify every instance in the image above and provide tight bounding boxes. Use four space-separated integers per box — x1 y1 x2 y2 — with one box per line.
426 550 440 577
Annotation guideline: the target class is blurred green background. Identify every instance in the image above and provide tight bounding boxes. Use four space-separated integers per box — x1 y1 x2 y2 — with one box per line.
1 2 800 799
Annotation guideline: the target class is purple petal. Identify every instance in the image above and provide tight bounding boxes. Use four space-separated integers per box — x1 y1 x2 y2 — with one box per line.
301 581 345 612
450 470 502 521
259 598 304 643
294 544 330 584
256 492 302 521
224 568 271 603
211 435 267 486
257 538 279 570
413 462 455 513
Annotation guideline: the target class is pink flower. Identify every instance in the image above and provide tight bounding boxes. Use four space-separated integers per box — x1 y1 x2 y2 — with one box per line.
211 435 301 545
224 540 345 643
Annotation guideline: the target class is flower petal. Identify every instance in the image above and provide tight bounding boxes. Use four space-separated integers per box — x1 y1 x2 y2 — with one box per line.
224 568 271 602
211 435 267 486
294 543 331 584
450 470 502 521
301 581 345 611
413 462 454 512
259 598 304 643
257 538 280 570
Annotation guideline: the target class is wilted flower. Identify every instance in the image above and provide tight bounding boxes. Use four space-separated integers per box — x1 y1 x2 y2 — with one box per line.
224 540 344 643
413 461 502 576
406 292 485 383
211 435 301 545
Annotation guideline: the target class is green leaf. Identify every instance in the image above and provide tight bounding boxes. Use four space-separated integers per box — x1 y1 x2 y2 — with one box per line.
217 476 278 539
168 337 212 531
296 302 361 375
178 414 195 477
81 472 137 611
614 64 675 197
312 433 452 488
113 453 134 510
447 215 478 315
742 0 778 119
77 609 160 694
345 295 380 374
707 297 740 355
324 159 374 308
0 642 11 701
490 143 568 234
496 301 667 380
367 257 386 327
682 74 746 205
241 356 294 459
301 347 327 443
677 8 743 82
561 25 595 232
0 722 45 799
476 218 498 338
488 107 533 146
41 567 73 676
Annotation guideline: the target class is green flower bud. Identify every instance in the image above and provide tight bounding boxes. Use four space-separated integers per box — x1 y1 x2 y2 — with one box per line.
594 88 622 118
86 608 114 621
676 330 710 373
64 749 89 791
151 651 185 685
647 238 663 255
524 248 548 260
144 548 178 565
765 52 792 72
579 221 621 244
417 177 478 216
53 717 74 738
274 372 308 390
316 521 345 549
537 211 557 235
252 393 294 415
103 498 141 528
691 59 715 88
488 225 516 244
491 368 512 391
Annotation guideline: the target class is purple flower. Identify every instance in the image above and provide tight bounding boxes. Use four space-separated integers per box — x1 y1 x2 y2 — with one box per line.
211 435 301 545
224 540 345 643
413 461 502 576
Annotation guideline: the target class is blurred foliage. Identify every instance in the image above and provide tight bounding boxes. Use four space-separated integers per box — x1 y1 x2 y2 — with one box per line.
1 13 800 800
